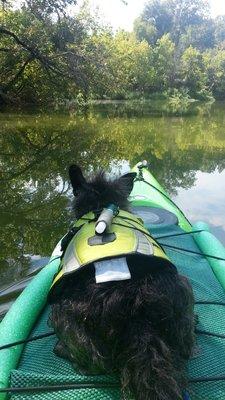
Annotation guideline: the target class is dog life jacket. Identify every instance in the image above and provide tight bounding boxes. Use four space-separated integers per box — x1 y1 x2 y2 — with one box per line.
49 209 176 292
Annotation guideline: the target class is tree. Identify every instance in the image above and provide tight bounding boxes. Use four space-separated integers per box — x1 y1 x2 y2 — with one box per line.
181 46 206 96
109 31 153 98
214 16 225 48
0 0 110 104
204 49 225 99
1 0 225 104
152 34 175 91
24 0 78 20
134 0 173 44
133 16 157 45
82 31 154 99
170 0 210 44
179 20 215 51
135 0 210 45
0 6 79 103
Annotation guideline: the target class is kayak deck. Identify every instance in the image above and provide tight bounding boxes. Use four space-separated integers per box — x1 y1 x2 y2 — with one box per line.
9 221 225 400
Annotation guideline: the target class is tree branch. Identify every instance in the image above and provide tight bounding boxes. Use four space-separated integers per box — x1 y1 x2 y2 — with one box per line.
0 26 63 75
5 56 34 91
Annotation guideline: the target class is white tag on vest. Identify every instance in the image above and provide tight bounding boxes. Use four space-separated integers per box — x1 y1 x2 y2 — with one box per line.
94 257 131 283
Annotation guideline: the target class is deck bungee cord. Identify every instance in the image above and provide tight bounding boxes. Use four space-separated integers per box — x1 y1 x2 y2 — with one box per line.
0 382 120 394
1 375 224 394
0 378 224 394
0 378 223 394
155 230 205 240
1 327 225 352
110 219 225 262
157 242 225 262
133 162 193 225
195 300 225 306
0 385 191 400
135 179 191 224
0 328 224 396
196 329 225 339
0 331 55 350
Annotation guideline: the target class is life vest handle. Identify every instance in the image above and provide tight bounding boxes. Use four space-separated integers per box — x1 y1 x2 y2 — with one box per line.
95 204 119 235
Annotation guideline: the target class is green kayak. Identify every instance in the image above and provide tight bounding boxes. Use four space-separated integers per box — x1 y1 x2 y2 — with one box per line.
1 162 225 400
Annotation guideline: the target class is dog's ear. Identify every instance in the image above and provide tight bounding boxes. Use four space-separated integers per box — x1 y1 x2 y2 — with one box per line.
118 172 137 196
69 165 87 195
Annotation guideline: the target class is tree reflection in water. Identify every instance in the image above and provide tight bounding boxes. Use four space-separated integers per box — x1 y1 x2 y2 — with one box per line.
1 101 225 287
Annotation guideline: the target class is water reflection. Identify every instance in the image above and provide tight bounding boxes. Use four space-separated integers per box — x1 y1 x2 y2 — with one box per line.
174 170 225 244
0 101 225 288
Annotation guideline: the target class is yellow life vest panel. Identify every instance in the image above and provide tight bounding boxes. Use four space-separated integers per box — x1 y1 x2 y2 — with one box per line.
50 209 175 293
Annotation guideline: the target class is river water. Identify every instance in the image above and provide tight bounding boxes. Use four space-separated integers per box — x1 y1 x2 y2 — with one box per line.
1 100 225 289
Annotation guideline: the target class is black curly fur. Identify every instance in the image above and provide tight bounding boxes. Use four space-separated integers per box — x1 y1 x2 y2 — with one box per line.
49 165 195 400
68 165 136 218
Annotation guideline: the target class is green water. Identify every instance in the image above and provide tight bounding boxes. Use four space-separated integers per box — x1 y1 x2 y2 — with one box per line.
1 101 225 289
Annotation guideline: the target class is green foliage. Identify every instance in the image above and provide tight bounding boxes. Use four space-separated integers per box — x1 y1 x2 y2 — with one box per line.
133 17 157 45
24 0 78 19
181 46 207 97
204 49 225 99
214 16 225 47
108 31 153 97
180 21 215 51
152 34 175 91
0 1 107 104
136 0 172 43
1 0 225 104
167 88 194 115
135 0 210 45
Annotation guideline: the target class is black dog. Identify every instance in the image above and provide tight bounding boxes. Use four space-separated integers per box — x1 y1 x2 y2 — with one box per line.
48 165 195 400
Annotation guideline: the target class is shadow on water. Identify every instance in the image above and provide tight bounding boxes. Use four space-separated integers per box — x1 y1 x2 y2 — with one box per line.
0 100 225 304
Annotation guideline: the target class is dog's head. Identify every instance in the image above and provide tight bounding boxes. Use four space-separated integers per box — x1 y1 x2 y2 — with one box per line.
69 165 136 218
